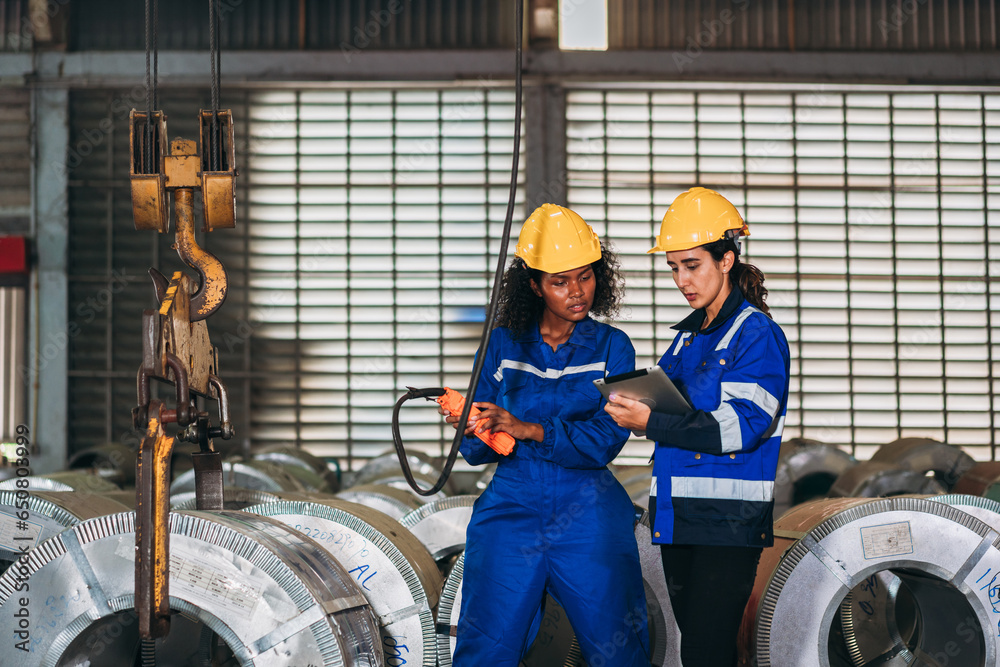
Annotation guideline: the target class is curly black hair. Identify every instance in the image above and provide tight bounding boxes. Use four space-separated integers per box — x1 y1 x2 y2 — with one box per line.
493 242 625 335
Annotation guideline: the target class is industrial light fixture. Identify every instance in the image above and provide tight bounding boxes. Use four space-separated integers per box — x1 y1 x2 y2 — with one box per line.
559 0 608 51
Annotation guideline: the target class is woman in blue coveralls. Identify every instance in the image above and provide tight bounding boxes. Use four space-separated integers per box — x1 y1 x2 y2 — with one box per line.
605 187 790 667
447 203 650 667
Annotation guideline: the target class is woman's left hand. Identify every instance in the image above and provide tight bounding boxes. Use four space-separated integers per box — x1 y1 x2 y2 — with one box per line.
471 402 544 442
603 394 652 432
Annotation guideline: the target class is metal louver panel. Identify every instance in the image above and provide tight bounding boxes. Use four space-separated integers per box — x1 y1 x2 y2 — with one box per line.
608 0 1000 51
243 88 524 468
0 88 29 229
71 0 516 51
567 84 1000 461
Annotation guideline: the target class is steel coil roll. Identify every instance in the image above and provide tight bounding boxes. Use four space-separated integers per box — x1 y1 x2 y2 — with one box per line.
169 460 307 495
245 498 442 667
98 491 137 509
0 472 120 494
739 497 1000 666
953 461 1000 499
67 443 138 488
623 477 653 509
399 495 477 564
869 437 975 490
252 446 341 493
837 494 1000 666
351 451 446 488
0 510 383 666
169 487 283 510
364 472 449 504
828 461 945 498
336 484 425 520
0 491 130 573
773 438 856 519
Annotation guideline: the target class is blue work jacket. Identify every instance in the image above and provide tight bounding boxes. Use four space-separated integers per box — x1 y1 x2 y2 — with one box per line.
460 317 636 469
646 288 790 547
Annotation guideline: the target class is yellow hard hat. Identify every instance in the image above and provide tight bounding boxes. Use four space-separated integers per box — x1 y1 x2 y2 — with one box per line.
515 203 602 274
648 187 750 254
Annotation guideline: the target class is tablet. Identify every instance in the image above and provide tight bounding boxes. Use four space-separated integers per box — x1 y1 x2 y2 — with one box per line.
593 365 691 415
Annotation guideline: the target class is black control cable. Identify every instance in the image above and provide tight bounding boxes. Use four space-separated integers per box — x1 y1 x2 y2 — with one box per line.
391 0 524 496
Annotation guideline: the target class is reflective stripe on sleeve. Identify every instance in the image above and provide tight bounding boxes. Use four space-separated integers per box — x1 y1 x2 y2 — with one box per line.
720 381 780 418
711 401 744 453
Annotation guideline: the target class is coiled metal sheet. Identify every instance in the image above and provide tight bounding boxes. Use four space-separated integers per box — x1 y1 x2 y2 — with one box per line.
253 446 340 493
336 484 424 521
399 495 476 563
246 498 442 667
0 472 120 493
0 491 129 573
67 443 138 488
838 494 1000 666
364 472 449 504
741 497 1000 666
828 461 945 498
170 460 307 495
773 438 856 519
352 451 445 488
0 510 383 666
169 487 282 510
870 437 975 490
953 461 1000 499
623 476 652 509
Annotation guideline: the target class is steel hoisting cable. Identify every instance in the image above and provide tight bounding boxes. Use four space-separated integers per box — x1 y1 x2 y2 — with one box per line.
152 0 158 114
390 0 524 496
208 0 221 171
143 0 152 175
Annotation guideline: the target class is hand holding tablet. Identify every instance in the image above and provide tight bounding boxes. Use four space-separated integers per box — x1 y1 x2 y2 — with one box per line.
594 365 691 415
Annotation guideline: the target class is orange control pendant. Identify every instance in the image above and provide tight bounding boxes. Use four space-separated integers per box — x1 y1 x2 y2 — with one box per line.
436 387 515 456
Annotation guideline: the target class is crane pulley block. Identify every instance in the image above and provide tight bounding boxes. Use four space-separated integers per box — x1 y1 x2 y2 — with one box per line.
200 109 237 231
128 108 238 233
128 110 168 233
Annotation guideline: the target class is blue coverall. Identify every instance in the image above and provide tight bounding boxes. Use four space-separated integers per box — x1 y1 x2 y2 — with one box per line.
454 317 651 667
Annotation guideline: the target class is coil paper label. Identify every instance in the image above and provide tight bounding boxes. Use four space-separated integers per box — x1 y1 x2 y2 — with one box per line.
860 521 913 560
113 538 262 618
168 554 262 619
0 510 42 552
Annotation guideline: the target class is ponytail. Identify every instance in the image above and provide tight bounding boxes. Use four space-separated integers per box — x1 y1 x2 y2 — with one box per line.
704 239 771 317
731 260 770 317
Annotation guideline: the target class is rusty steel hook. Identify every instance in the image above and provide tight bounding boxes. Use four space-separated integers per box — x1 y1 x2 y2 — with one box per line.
150 188 228 322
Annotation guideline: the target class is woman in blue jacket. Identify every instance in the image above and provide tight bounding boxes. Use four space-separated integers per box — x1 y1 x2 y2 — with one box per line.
605 187 790 667
449 203 650 667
